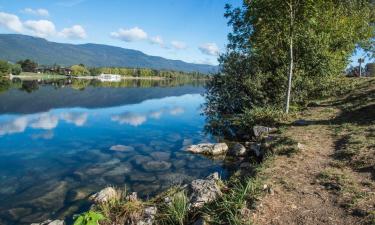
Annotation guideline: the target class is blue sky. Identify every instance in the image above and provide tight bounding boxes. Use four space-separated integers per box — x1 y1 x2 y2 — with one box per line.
0 0 242 65
0 0 371 66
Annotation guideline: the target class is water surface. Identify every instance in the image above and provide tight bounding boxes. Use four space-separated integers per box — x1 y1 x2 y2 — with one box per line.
0 79 229 225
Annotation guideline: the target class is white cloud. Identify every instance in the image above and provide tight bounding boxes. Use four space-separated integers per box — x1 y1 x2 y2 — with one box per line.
110 27 148 42
111 112 147 126
150 35 164 46
0 117 28 136
30 113 59 130
0 12 23 32
60 112 88 126
199 43 220 56
22 8 49 17
171 41 187 50
59 25 87 39
24 19 56 37
169 107 185 115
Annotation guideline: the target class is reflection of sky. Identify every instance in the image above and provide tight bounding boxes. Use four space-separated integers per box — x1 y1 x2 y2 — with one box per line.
0 94 205 146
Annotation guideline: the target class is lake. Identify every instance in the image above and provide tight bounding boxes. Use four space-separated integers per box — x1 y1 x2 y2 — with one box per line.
0 78 230 225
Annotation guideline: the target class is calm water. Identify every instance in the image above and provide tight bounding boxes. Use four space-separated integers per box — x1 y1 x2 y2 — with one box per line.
0 79 229 225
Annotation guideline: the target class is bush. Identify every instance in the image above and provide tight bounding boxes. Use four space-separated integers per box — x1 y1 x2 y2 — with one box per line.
11 64 22 75
0 60 10 76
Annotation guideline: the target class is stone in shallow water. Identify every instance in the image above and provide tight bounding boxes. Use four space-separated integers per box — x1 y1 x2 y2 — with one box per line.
150 151 171 161
5 207 32 221
65 187 93 203
131 155 153 165
172 159 187 169
104 163 132 177
130 173 157 182
187 143 228 156
30 181 69 210
109 145 135 152
142 160 172 171
89 187 118 204
132 183 161 196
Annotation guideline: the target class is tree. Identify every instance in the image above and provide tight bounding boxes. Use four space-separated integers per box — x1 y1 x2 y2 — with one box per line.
17 59 38 72
71 65 90 76
11 64 22 75
0 60 10 76
205 0 374 136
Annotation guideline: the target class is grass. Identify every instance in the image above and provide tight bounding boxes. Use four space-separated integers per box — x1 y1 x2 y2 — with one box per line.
156 190 189 225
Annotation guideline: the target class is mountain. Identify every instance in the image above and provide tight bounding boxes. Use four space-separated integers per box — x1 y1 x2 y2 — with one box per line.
0 34 218 74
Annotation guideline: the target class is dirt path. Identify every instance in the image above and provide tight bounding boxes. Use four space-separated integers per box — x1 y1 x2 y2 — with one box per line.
252 107 367 225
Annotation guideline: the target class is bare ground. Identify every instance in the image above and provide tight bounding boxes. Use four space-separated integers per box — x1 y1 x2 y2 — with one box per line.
252 79 375 225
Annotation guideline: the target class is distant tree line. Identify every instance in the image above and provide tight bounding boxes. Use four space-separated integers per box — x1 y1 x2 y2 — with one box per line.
0 58 209 79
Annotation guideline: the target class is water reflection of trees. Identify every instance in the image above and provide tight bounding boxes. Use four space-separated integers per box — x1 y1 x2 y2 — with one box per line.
0 77 207 93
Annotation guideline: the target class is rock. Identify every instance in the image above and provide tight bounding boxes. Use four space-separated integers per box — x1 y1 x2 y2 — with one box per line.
31 220 65 225
142 160 172 172
137 206 157 225
228 143 247 156
130 173 156 182
250 143 262 157
131 155 153 165
193 217 209 225
240 162 251 168
189 172 222 208
187 143 228 156
150 152 171 161
89 187 118 203
297 143 305 150
110 145 135 152
104 163 132 176
253 126 276 138
126 192 138 202
65 188 92 202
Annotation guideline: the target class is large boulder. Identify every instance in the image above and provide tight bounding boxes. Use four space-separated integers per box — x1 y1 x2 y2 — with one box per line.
189 172 222 208
187 143 228 156
89 187 118 204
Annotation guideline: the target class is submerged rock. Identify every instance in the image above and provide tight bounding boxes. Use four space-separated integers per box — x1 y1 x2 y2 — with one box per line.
110 145 135 152
89 187 118 203
187 143 228 156
189 172 222 208
150 152 171 161
228 143 247 156
142 160 172 171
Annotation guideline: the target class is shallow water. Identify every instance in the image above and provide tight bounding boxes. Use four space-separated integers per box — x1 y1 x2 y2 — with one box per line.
0 79 229 225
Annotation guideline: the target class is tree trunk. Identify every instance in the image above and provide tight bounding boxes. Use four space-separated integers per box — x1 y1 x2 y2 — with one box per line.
285 4 294 114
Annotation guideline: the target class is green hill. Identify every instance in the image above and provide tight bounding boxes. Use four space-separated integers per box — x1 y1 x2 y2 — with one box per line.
0 34 218 74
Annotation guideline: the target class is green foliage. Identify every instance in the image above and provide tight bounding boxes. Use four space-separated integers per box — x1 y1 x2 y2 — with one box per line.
11 64 22 75
17 59 38 72
157 191 189 225
0 60 10 76
71 64 90 76
73 211 105 225
205 0 374 138
235 107 286 129
203 176 263 225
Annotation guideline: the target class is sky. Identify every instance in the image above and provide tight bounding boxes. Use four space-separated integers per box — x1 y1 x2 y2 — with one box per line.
0 0 242 65
0 0 371 67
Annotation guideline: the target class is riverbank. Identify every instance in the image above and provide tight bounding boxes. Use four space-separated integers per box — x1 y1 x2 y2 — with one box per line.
37 77 374 225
